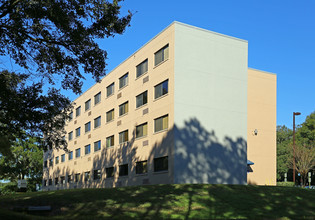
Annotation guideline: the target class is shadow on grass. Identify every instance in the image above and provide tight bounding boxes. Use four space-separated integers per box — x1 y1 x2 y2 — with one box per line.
0 184 314 219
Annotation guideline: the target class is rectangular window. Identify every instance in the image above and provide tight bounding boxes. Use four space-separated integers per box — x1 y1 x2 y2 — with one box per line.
155 44 169 66
154 156 168 172
154 115 168 132
119 73 129 89
75 106 81 117
136 123 148 138
136 161 148 174
136 59 148 78
49 158 53 167
94 116 101 128
119 130 128 144
85 99 91 111
68 151 73 160
61 154 65 162
94 169 101 180
94 92 101 105
69 111 73 121
67 175 72 183
119 101 128 116
155 79 169 99
75 127 81 137
136 91 148 108
60 176 65 184
94 140 101 152
106 167 114 178
106 109 114 122
75 148 81 158
106 135 114 148
75 173 80 182
85 144 91 155
85 121 91 133
49 179 52 185
43 180 47 187
84 171 90 182
119 164 128 176
68 131 73 141
44 160 48 168
107 83 115 97
55 177 58 185
55 156 59 165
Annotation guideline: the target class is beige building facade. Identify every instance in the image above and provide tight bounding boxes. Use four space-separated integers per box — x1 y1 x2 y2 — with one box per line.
43 22 276 190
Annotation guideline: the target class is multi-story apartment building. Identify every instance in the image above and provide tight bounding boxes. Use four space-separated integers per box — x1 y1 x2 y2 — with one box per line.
43 22 276 190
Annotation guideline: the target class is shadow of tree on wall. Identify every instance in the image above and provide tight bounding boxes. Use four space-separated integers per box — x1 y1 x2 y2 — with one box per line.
44 117 246 190
172 118 247 184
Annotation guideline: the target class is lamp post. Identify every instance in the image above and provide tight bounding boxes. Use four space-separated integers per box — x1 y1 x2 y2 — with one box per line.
293 112 301 184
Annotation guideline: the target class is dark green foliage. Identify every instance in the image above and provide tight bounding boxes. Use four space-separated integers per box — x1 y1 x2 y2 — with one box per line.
276 125 292 180
0 137 43 191
0 182 18 195
0 0 132 94
0 70 71 153
277 112 315 183
276 181 295 187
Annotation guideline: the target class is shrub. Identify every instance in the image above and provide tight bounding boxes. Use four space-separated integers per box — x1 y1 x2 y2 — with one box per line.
0 182 18 195
277 181 295 187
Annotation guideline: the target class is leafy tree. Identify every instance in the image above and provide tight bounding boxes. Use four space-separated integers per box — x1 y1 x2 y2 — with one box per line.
296 111 315 146
0 0 132 153
0 136 43 191
276 125 292 180
0 0 132 94
277 112 315 184
0 70 71 154
290 144 315 186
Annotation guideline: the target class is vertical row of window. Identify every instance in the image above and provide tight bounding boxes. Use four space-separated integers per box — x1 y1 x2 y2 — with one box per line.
44 156 168 186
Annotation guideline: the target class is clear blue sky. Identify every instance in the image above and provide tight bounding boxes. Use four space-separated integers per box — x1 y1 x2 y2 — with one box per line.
4 0 315 128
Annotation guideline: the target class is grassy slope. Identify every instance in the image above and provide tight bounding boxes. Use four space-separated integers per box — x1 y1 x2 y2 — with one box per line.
0 184 314 219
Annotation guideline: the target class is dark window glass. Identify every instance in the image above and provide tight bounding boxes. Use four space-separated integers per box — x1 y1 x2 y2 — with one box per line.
75 148 81 158
85 99 91 111
119 164 128 176
155 79 169 99
75 106 81 117
119 73 129 89
94 140 101 152
154 156 168 172
136 161 148 174
136 59 148 78
85 121 91 133
155 44 169 66
94 116 101 128
106 167 114 178
107 83 115 97
94 169 101 180
85 144 91 155
136 91 148 108
94 92 101 105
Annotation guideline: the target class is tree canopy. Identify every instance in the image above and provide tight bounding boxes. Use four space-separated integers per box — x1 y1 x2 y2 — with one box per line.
277 111 315 184
0 0 132 154
0 136 43 191
0 0 132 94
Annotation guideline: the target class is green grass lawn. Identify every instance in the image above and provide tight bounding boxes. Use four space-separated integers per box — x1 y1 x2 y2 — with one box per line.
0 184 314 219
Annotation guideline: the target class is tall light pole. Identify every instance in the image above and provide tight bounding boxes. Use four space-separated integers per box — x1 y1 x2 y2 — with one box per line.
293 112 301 184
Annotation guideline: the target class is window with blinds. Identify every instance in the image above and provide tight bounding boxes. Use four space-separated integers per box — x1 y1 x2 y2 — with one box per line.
155 44 169 66
136 59 148 78
136 122 148 138
154 115 168 132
